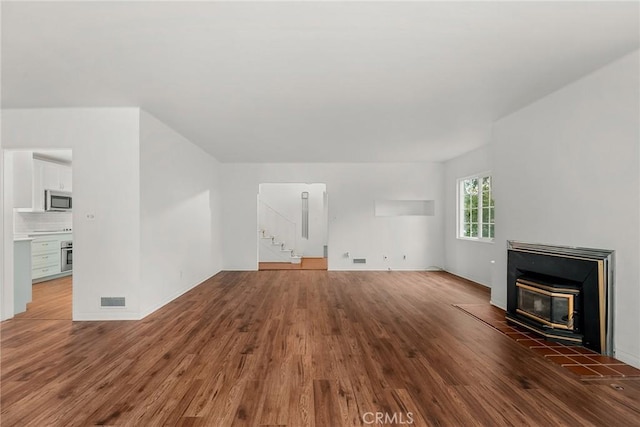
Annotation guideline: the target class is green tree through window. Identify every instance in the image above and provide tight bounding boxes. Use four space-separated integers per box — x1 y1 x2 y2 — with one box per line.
459 175 494 240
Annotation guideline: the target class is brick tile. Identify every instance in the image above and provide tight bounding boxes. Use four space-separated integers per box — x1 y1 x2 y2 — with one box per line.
552 346 581 355
566 355 599 365
545 355 578 366
587 365 624 377
530 346 561 356
517 339 544 347
609 364 640 377
569 346 598 355
585 355 620 364
564 365 601 377
454 303 631 380
544 342 568 347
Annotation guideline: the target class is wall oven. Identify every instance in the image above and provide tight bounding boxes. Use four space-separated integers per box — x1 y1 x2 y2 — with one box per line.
61 241 73 272
45 190 72 212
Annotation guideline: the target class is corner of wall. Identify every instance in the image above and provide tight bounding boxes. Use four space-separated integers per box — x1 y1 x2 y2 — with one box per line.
138 111 224 319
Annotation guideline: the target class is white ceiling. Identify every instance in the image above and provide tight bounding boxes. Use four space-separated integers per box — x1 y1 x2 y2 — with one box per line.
2 2 638 163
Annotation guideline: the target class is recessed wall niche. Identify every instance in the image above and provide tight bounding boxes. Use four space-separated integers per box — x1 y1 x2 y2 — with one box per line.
374 200 435 217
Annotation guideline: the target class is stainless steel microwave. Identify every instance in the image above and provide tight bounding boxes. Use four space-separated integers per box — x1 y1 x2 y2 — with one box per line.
45 190 72 212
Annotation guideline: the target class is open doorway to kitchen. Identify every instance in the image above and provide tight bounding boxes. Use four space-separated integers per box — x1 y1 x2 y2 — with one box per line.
4 149 73 320
258 183 328 270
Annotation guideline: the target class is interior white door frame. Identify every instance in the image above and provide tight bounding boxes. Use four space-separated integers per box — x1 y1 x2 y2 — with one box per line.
1 149 16 320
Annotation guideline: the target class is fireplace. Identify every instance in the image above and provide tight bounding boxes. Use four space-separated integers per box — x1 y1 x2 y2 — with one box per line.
516 278 580 331
505 241 614 355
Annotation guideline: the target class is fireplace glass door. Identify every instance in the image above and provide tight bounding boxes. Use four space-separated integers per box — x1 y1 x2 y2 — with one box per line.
516 280 579 330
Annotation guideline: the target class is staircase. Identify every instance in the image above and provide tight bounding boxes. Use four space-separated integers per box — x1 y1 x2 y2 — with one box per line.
259 230 302 264
258 201 302 264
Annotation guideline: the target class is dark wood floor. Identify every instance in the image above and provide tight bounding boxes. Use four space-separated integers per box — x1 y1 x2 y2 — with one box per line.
1 271 639 426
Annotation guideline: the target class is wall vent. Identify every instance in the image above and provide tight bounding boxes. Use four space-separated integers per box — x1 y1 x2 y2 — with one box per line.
101 297 126 307
353 258 367 264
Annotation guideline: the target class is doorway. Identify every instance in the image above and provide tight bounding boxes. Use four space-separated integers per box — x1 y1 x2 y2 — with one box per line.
4 149 73 320
258 183 328 270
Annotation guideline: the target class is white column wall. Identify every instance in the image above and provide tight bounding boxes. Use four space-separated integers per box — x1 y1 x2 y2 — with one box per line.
139 111 223 317
491 51 640 366
2 108 142 320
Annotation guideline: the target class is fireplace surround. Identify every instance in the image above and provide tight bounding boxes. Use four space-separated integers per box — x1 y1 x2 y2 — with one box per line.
505 241 614 355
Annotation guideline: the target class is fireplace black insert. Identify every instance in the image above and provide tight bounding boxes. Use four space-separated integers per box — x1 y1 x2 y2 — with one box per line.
505 241 614 355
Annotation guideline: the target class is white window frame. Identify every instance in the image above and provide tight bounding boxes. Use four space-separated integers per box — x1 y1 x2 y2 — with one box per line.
456 171 494 243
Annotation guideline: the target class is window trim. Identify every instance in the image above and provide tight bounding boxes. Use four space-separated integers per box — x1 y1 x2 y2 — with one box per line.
456 171 494 243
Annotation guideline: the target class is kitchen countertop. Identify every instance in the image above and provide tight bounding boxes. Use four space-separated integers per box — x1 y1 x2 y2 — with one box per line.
26 231 73 236
13 231 72 240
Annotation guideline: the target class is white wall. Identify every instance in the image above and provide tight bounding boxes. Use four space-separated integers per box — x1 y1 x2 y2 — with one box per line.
139 111 223 317
221 163 444 271
443 145 493 287
491 51 640 366
2 108 141 320
1 151 14 320
2 108 224 321
259 183 327 257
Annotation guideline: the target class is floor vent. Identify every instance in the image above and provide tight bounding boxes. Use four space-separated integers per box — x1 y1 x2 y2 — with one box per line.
101 297 125 307
353 258 366 264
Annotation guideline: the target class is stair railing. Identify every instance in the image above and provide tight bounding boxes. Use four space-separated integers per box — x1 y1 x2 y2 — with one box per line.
258 200 298 255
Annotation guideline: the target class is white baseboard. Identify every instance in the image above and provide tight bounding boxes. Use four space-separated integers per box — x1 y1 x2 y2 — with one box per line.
73 311 141 321
73 270 223 321
327 267 443 272
613 348 640 369
443 269 491 288
490 300 506 311
139 269 222 319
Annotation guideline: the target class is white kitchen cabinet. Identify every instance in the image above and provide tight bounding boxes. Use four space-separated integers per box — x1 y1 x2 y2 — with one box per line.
30 233 72 281
14 239 32 314
42 161 60 191
11 152 34 209
31 237 60 279
32 162 44 211
59 167 72 192
32 159 72 210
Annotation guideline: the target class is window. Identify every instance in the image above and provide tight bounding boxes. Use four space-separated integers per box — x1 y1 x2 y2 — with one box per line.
458 174 494 240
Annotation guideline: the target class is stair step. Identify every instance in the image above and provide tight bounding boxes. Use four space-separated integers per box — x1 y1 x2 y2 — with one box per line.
260 230 300 263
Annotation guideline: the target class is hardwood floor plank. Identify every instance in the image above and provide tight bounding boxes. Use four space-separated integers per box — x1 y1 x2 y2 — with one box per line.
2 271 639 426
259 257 328 271
286 355 314 427
231 380 265 426
14 276 72 320
312 379 341 426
